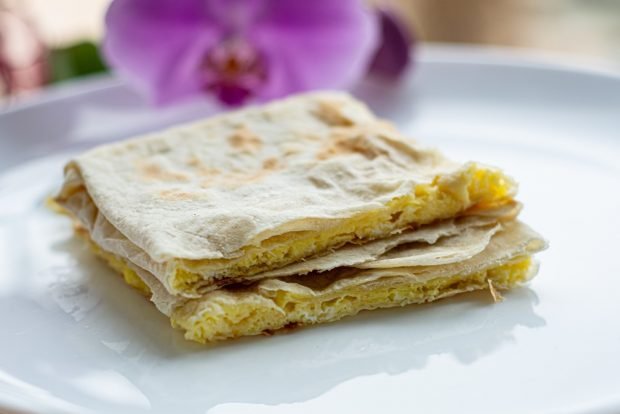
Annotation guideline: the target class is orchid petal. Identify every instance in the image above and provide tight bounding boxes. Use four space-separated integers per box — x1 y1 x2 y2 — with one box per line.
250 0 379 100
368 9 414 79
103 0 222 104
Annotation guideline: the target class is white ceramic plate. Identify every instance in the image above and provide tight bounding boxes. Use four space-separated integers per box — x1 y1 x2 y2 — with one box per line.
1 45 619 414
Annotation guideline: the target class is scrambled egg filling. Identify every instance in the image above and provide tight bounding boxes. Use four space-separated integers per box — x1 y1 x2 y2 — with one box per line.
88 238 531 344
172 164 515 294
171 256 533 343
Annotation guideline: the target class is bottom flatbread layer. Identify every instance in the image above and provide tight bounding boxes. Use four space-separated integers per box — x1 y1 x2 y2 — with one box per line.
84 220 545 343
175 256 535 343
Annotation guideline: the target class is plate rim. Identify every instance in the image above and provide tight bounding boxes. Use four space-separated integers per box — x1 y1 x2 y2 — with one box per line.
1 43 620 414
2 43 620 118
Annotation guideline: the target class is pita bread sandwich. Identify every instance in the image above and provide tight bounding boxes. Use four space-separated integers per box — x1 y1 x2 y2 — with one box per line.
54 91 546 343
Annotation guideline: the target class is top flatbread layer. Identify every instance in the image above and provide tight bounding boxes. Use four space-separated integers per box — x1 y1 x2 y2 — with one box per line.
59 91 480 262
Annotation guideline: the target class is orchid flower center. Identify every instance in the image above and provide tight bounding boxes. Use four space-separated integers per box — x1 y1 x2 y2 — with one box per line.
203 37 267 105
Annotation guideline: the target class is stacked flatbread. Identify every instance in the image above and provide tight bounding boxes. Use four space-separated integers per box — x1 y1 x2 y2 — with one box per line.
54 91 546 343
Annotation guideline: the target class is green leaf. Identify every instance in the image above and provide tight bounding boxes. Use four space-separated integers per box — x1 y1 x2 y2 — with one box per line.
49 41 108 83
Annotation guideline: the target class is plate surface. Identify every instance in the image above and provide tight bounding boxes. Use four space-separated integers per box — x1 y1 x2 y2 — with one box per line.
1 45 620 414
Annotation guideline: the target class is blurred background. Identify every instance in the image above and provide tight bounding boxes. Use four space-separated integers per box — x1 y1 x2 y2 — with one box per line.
1 0 619 102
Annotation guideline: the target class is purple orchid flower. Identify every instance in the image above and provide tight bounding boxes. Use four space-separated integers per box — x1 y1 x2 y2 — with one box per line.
368 9 414 79
104 0 380 106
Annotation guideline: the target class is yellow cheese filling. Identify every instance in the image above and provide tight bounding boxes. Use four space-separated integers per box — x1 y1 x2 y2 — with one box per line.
172 164 515 294
87 237 532 344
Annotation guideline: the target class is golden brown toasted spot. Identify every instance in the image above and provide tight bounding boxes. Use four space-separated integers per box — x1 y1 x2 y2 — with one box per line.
186 156 221 177
313 100 354 127
159 189 197 201
316 127 389 161
200 158 283 190
228 126 263 153
138 161 189 182
262 157 279 170
280 143 304 157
